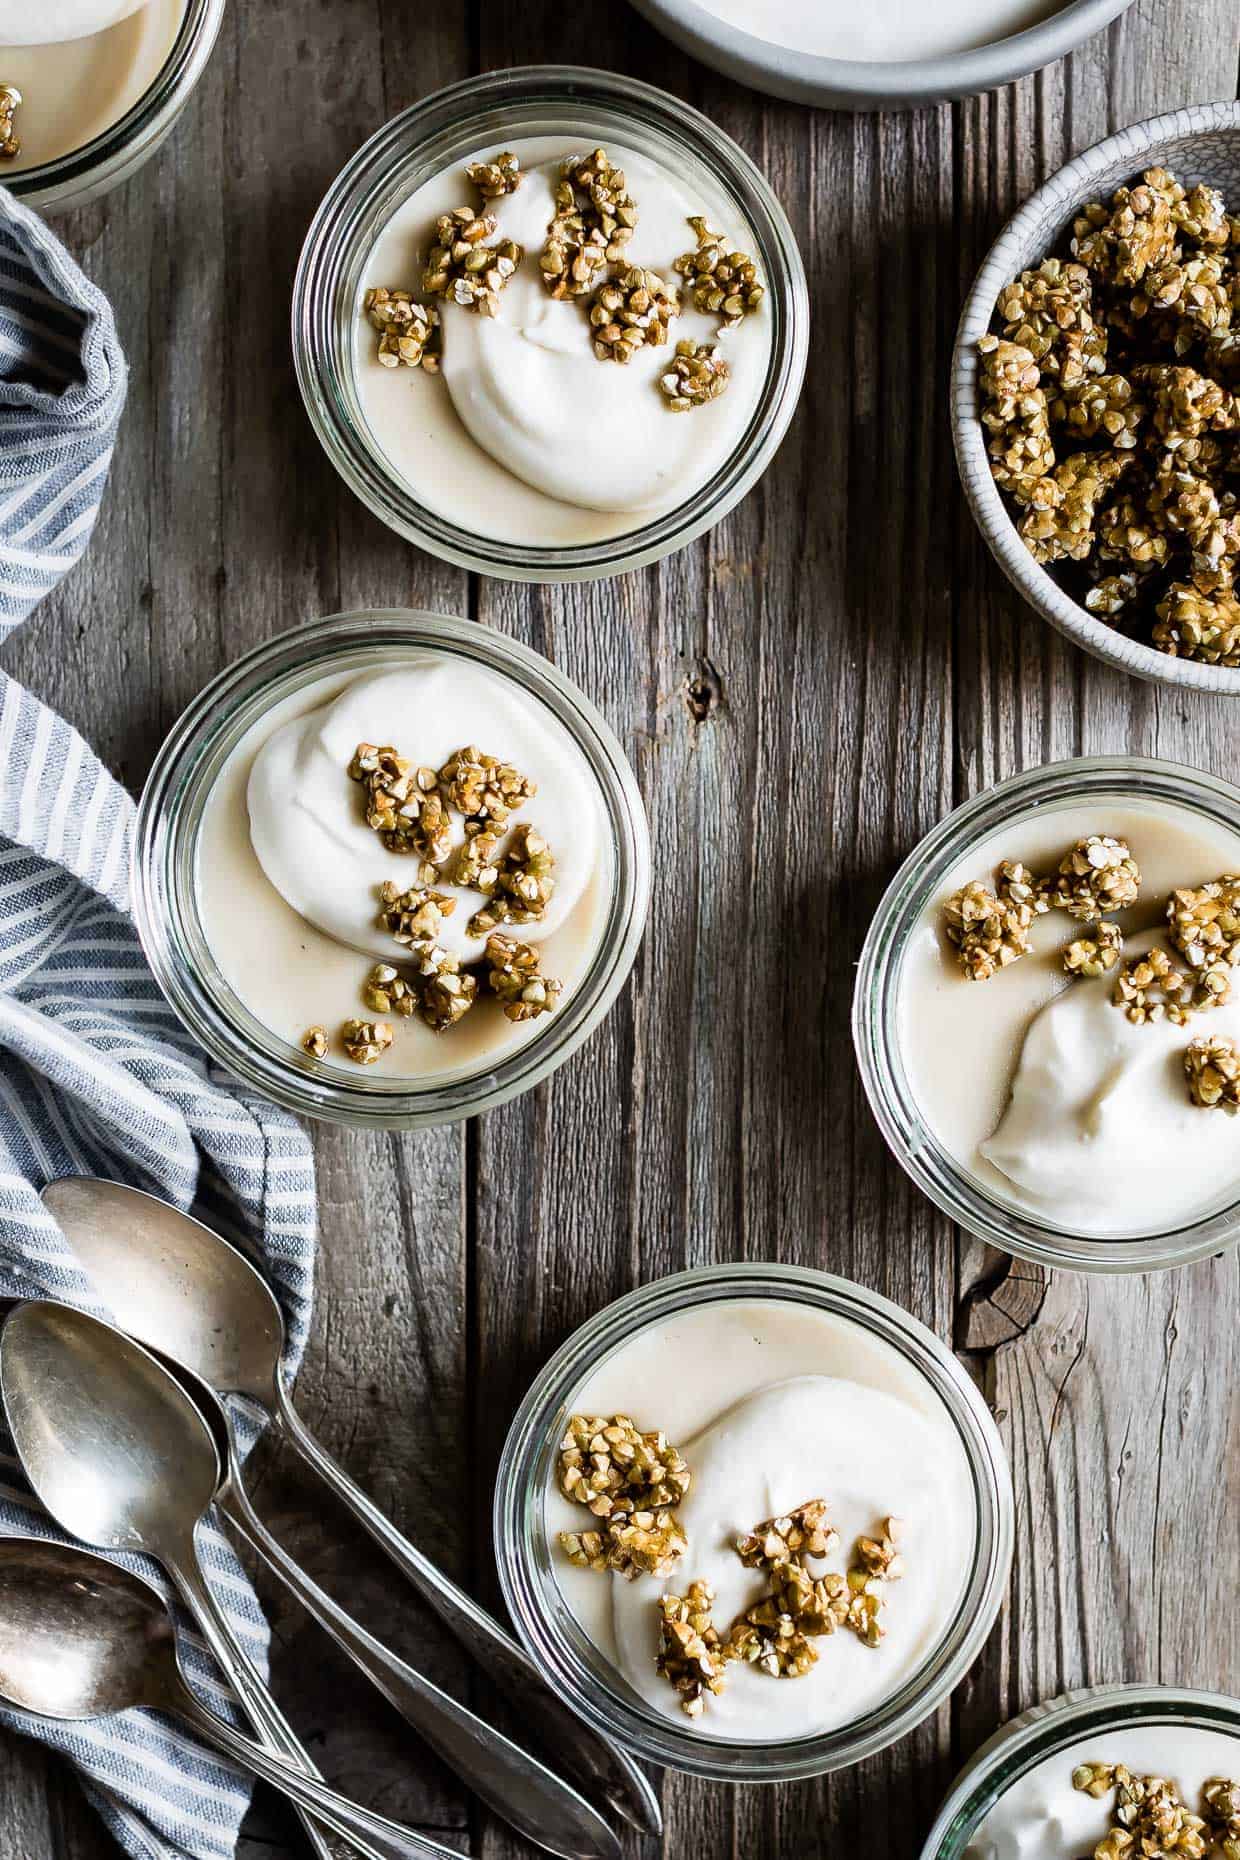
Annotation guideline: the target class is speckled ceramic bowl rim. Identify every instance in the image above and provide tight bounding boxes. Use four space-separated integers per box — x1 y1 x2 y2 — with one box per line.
628 0 1133 109
953 100 1240 694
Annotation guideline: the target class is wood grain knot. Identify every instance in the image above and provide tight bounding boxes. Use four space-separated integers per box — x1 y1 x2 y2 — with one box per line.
683 657 724 729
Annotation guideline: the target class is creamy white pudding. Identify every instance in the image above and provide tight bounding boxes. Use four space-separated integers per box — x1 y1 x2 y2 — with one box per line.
356 135 772 549
0 0 183 173
902 799 1240 1237
965 1724 1240 1860
682 0 1064 62
546 1298 976 1742
196 653 611 1081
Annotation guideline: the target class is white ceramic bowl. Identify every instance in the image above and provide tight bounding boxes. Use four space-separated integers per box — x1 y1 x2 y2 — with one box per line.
628 0 1134 110
953 101 1240 693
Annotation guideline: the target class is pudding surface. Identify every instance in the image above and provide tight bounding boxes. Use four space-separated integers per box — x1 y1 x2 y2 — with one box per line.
0 0 182 172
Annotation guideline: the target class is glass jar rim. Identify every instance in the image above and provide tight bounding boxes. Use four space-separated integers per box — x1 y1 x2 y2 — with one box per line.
4 0 224 213
291 63 809 583
852 754 1240 1274
131 608 651 1130
920 1684 1240 1860
493 1261 1014 1782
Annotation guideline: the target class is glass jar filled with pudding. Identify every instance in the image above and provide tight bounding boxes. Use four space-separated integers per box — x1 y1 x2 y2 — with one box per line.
921 1685 1240 1860
0 0 221 211
854 757 1240 1273
495 1264 1012 1782
293 65 809 582
132 610 651 1129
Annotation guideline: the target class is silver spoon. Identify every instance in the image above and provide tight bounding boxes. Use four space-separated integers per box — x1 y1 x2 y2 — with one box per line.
41 1176 662 1837
1 1299 393 1860
154 1349 620 1860
0 1534 466 1860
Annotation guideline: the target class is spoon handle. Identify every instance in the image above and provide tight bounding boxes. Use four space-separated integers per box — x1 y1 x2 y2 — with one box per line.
170 1686 465 1860
273 1378 662 1840
219 1472 620 1860
164 1540 356 1860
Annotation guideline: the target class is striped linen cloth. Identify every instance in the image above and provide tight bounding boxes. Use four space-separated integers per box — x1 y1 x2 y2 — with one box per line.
0 189 318 1859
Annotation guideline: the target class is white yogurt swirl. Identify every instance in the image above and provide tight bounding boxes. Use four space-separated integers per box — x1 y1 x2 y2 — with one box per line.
0 0 149 42
246 657 601 964
981 928 1240 1232
606 1375 970 1740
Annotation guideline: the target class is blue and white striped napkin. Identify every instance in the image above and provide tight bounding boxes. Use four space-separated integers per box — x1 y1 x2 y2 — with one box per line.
0 189 318 1859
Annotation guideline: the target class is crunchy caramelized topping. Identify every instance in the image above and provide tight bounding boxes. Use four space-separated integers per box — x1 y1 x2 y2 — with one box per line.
556 1413 691 1520
672 217 765 329
437 745 536 828
485 933 562 1023
340 1018 394 1064
1203 1778 1240 1854
1064 921 1124 977
449 827 503 892
723 1594 821 1678
363 288 441 372
736 1500 839 1570
1185 1034 1240 1110
1043 836 1141 920
466 150 522 200
0 85 20 161
1154 583 1240 666
1113 945 1229 1026
1167 876 1240 969
540 148 637 301
943 878 1038 981
423 208 522 317
400 941 477 1033
361 962 418 1018
350 744 451 865
655 1583 727 1717
561 1509 687 1582
300 1025 328 1059
588 266 679 364
1071 1762 1214 1860
982 165 1240 664
378 882 457 948
658 337 731 411
467 824 556 936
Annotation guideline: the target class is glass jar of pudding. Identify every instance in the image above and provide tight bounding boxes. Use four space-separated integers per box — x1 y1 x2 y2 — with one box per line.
920 1685 1240 1860
494 1263 1013 1783
132 609 651 1129
854 756 1240 1274
292 65 809 583
1 0 223 213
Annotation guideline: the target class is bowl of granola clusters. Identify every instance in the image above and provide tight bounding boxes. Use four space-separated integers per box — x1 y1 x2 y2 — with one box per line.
953 102 1240 691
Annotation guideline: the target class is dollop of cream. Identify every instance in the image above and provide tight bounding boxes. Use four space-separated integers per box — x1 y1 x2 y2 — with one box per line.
246 658 600 964
607 1376 970 1740
438 152 756 515
0 0 149 42
981 929 1240 1232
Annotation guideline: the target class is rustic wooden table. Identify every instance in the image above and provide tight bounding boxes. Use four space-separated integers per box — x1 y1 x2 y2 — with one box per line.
2 0 1238 1853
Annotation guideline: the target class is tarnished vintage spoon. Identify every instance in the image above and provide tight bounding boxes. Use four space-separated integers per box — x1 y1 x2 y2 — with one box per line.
1 1299 394 1860
41 1176 662 1837
0 1535 467 1860
153 1348 620 1860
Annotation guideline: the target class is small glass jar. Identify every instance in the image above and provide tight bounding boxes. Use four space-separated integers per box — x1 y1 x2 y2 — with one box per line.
132 609 651 1129
494 1262 1013 1783
920 1685 1240 1860
853 755 1240 1275
3 0 224 215
292 64 809 583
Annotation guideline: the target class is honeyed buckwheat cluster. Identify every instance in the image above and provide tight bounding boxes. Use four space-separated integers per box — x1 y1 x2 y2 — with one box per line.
1071 1762 1240 1859
941 832 1240 1103
554 1424 907 1721
296 740 563 1065
0 84 21 160
979 166 1240 664
363 143 762 414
